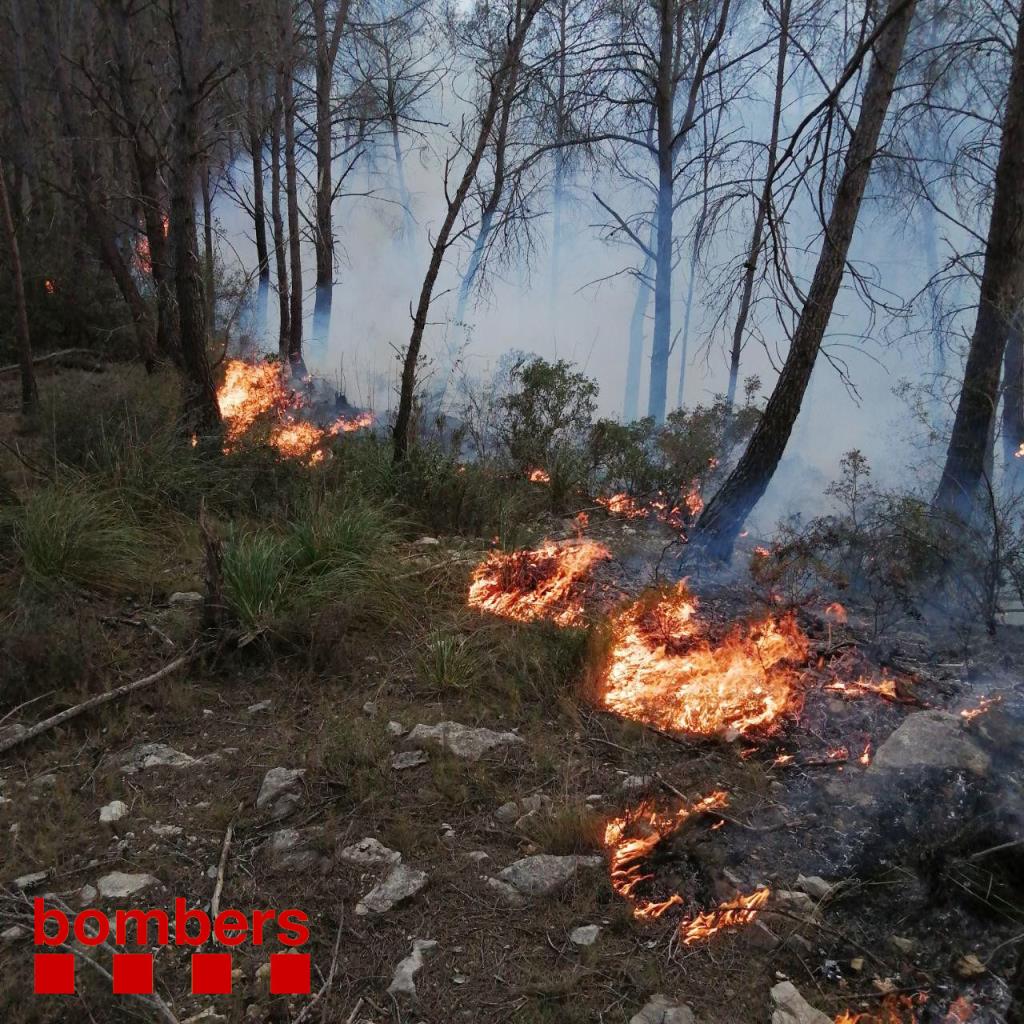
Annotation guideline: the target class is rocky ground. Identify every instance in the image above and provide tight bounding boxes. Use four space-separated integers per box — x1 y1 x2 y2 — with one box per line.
1 507 1022 1023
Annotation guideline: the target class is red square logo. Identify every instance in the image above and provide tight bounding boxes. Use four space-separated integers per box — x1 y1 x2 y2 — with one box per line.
113 953 154 994
191 952 233 995
270 952 310 994
34 954 75 994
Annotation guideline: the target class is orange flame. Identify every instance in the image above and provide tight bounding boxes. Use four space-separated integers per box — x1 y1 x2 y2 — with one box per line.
834 992 929 1023
529 468 551 483
603 792 728 921
216 359 372 462
960 695 1000 722
859 740 872 766
596 493 648 519
467 539 610 626
679 886 770 944
598 584 810 739
44 278 56 295
825 602 848 624
824 673 903 702
1015 443 1024 459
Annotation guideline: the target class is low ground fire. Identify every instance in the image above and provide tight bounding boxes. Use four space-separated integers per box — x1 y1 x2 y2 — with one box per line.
467 538 611 626
598 583 811 739
217 358 372 462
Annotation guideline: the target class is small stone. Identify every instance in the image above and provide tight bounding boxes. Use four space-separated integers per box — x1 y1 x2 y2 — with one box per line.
415 536 441 546
495 793 550 824
629 993 696 1024
96 871 159 899
13 871 47 890
338 837 402 868
773 890 816 916
386 938 438 999
78 884 98 906
355 863 428 915
485 877 524 904
770 980 831 1024
392 750 429 770
619 774 654 793
570 924 600 946
149 824 184 838
386 721 405 737
121 743 196 774
206 865 218 879
247 699 273 714
870 709 990 777
363 701 379 717
2 925 26 944
954 953 986 978
403 721 523 761
850 958 865 973
440 823 456 840
0 724 27 747
255 767 306 820
31 773 57 789
99 800 129 825
169 591 203 607
262 829 326 874
890 936 916 955
466 850 490 863
795 874 834 900
494 854 604 898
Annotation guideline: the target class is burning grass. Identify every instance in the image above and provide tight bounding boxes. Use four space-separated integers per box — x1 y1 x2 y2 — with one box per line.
467 538 611 627
597 583 811 740
602 790 771 944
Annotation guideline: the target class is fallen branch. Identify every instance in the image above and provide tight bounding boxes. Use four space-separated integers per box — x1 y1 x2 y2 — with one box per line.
0 644 204 755
210 801 242 919
0 348 102 374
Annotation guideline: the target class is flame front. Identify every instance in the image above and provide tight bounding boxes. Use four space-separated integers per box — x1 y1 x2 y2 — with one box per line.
597 493 648 519
529 468 551 483
834 992 930 1023
678 886 770 944
216 358 372 462
467 539 610 626
599 584 810 739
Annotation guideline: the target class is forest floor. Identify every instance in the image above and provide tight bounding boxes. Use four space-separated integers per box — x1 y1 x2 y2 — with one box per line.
0 366 1021 1024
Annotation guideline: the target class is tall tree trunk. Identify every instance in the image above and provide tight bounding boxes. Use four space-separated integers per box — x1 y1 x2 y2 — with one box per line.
1002 310 1024 492
0 159 37 415
41 2 157 372
310 0 352 290
393 0 544 461
169 0 221 435
107 0 178 364
282 0 304 375
675 255 697 409
934 4 1024 517
624 251 654 422
696 0 918 559
647 0 677 425
548 0 569 306
246 63 270 281
201 161 215 330
271 65 290 360
726 0 790 408
454 55 521 324
391 120 414 241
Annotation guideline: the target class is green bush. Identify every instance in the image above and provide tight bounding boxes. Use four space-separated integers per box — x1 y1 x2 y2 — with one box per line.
10 482 160 594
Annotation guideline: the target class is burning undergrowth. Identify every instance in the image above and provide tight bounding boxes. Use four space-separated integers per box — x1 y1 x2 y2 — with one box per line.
218 358 372 463
597 583 811 740
467 538 613 626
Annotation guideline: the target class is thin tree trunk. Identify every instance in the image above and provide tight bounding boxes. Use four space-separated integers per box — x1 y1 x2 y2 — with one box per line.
41 2 157 372
934 4 1024 517
391 120 414 241
0 158 37 415
271 66 290 360
726 0 790 408
393 0 544 461
675 255 697 409
202 161 215 331
169 0 221 436
311 0 352 289
1002 310 1024 492
696 0 918 559
282 0 304 375
548 0 569 306
624 251 654 422
647 0 677 425
246 63 270 281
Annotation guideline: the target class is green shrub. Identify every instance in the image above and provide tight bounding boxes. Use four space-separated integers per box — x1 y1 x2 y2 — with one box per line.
416 630 480 690
10 482 160 594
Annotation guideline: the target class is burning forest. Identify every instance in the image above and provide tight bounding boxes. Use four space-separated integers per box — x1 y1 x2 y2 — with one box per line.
4 0 1024 1020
